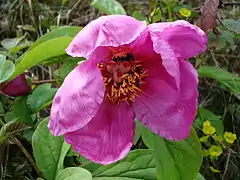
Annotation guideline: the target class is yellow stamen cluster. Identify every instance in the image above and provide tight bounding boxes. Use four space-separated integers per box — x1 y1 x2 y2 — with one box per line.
98 60 148 104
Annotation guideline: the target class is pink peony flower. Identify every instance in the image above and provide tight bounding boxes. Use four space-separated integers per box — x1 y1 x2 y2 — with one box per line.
48 15 207 164
0 74 31 97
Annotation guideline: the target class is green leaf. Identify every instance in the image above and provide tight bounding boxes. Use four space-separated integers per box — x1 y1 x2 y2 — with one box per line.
0 55 15 83
10 96 33 125
141 126 202 180
132 11 146 21
133 120 143 145
56 167 92 180
91 0 126 15
10 36 73 80
4 111 17 123
195 107 224 136
92 149 156 180
1 35 26 50
62 0 69 6
9 40 33 53
80 156 102 173
29 26 81 51
27 83 57 113
0 100 5 113
198 66 240 98
223 19 240 34
32 118 71 180
54 58 80 84
216 30 235 50
195 173 205 180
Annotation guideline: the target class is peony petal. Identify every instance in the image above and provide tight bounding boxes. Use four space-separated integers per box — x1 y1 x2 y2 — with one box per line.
147 29 180 89
64 100 135 165
131 30 178 90
133 60 198 140
48 59 105 136
66 15 147 58
148 20 207 59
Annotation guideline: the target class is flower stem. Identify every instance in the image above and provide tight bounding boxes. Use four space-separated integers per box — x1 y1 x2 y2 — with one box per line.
166 0 173 21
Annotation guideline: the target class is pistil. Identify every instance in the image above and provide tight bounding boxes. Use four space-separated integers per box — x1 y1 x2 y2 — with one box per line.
98 53 148 104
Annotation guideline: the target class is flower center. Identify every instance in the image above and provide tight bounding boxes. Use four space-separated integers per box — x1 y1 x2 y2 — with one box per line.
98 50 148 104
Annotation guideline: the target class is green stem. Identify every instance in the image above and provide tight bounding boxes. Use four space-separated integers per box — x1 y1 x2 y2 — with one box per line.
166 0 173 21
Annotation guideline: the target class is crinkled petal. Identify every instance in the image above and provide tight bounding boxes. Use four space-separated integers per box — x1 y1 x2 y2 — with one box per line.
64 100 135 165
66 15 147 58
131 30 178 90
147 30 180 89
48 60 105 136
133 60 198 140
148 20 207 59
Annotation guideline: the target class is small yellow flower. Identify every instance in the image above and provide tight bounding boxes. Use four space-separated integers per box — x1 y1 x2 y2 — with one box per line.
200 135 209 142
224 132 237 144
203 121 216 135
179 8 191 17
210 166 221 173
209 145 223 157
213 134 223 142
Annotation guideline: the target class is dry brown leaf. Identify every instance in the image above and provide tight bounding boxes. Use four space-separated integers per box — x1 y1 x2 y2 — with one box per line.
197 0 220 32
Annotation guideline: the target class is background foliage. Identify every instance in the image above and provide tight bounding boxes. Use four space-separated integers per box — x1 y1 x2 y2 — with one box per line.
0 0 239 180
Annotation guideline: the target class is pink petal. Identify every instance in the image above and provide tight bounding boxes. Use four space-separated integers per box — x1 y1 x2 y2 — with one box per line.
66 15 147 58
131 30 178 90
147 29 180 89
148 20 207 59
64 100 135 165
133 60 198 140
48 59 105 136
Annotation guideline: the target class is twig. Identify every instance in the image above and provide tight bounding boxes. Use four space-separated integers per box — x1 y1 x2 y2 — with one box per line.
14 138 42 178
222 2 240 6
222 150 231 180
27 0 39 36
66 0 82 24
214 54 240 59
32 79 56 84
209 50 220 67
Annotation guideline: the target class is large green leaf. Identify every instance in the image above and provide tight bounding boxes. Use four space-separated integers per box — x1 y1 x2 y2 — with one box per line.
0 55 15 83
223 19 240 34
10 36 73 80
195 107 224 136
29 26 81 50
195 173 205 180
198 66 240 99
56 167 92 180
142 126 202 180
32 118 71 180
10 96 33 125
91 0 126 15
27 83 57 113
91 149 156 180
